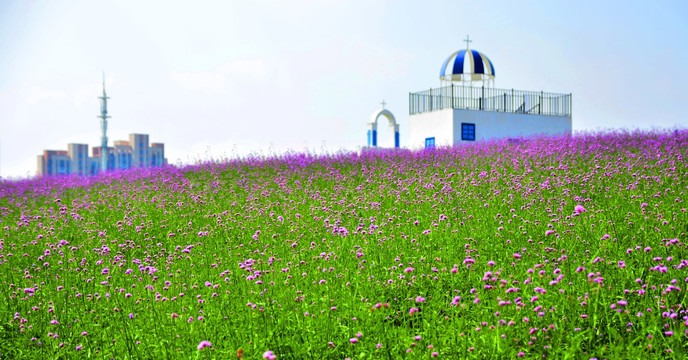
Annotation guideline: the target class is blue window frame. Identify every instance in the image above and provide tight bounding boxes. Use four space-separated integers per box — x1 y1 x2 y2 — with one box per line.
461 123 475 141
425 137 435 149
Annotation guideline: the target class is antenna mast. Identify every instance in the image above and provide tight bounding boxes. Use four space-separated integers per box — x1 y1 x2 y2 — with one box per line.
98 72 110 171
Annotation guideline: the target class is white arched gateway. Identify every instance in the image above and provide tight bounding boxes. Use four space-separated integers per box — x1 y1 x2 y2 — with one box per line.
367 107 400 148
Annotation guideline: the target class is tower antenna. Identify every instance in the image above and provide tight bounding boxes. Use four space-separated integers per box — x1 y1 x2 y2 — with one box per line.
98 72 110 171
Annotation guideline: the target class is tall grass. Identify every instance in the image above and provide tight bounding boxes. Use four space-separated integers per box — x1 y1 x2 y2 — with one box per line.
0 129 686 359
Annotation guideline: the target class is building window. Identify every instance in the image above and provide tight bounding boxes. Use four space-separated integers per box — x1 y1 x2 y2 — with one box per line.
425 137 435 149
461 123 475 141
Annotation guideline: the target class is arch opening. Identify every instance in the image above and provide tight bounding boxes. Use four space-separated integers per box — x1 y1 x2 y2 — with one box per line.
367 109 399 148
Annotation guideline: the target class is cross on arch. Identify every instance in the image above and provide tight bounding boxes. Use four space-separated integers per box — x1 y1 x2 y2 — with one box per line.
381 100 386 109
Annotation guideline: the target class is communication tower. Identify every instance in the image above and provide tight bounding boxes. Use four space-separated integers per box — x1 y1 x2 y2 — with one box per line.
98 73 110 171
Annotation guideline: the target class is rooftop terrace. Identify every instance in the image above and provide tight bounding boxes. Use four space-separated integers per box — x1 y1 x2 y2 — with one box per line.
409 85 571 116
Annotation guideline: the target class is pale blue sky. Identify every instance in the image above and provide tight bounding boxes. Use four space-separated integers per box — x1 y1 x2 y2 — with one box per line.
1 1 687 178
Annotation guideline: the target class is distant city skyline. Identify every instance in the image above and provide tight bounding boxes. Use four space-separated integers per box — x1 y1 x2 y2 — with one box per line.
32 80 165 177
1 1 687 178
37 133 166 176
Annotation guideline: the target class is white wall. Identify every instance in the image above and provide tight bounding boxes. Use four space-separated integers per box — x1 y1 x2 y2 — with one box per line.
408 109 454 149
452 109 571 143
409 109 571 148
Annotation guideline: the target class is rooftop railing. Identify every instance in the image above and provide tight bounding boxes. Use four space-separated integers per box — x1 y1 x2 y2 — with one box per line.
409 85 571 116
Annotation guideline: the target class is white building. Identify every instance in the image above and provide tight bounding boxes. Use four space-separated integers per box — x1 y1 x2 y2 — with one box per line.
364 38 572 151
408 40 572 148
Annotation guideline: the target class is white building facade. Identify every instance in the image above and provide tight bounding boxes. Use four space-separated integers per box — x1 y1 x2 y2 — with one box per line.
407 39 572 148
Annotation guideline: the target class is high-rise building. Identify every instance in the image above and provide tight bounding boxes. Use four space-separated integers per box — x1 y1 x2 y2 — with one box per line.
150 143 165 168
113 140 133 170
37 150 71 176
67 143 89 176
130 134 150 169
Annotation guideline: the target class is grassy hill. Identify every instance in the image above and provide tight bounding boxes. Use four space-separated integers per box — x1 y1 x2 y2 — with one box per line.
1 129 687 359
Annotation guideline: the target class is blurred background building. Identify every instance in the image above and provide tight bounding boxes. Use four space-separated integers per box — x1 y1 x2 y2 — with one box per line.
37 135 166 176
36 75 166 177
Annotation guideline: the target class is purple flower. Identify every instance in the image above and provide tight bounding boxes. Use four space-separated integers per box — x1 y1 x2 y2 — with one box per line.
197 340 212 350
263 350 277 359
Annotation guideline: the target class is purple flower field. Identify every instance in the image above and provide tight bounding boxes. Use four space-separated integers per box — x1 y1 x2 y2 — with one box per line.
1 130 687 359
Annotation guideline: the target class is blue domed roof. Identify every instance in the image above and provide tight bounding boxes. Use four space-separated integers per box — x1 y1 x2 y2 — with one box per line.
440 49 495 82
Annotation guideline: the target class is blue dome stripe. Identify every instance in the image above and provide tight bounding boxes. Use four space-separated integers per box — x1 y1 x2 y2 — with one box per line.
470 50 484 75
477 52 495 76
452 49 466 75
439 51 456 77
